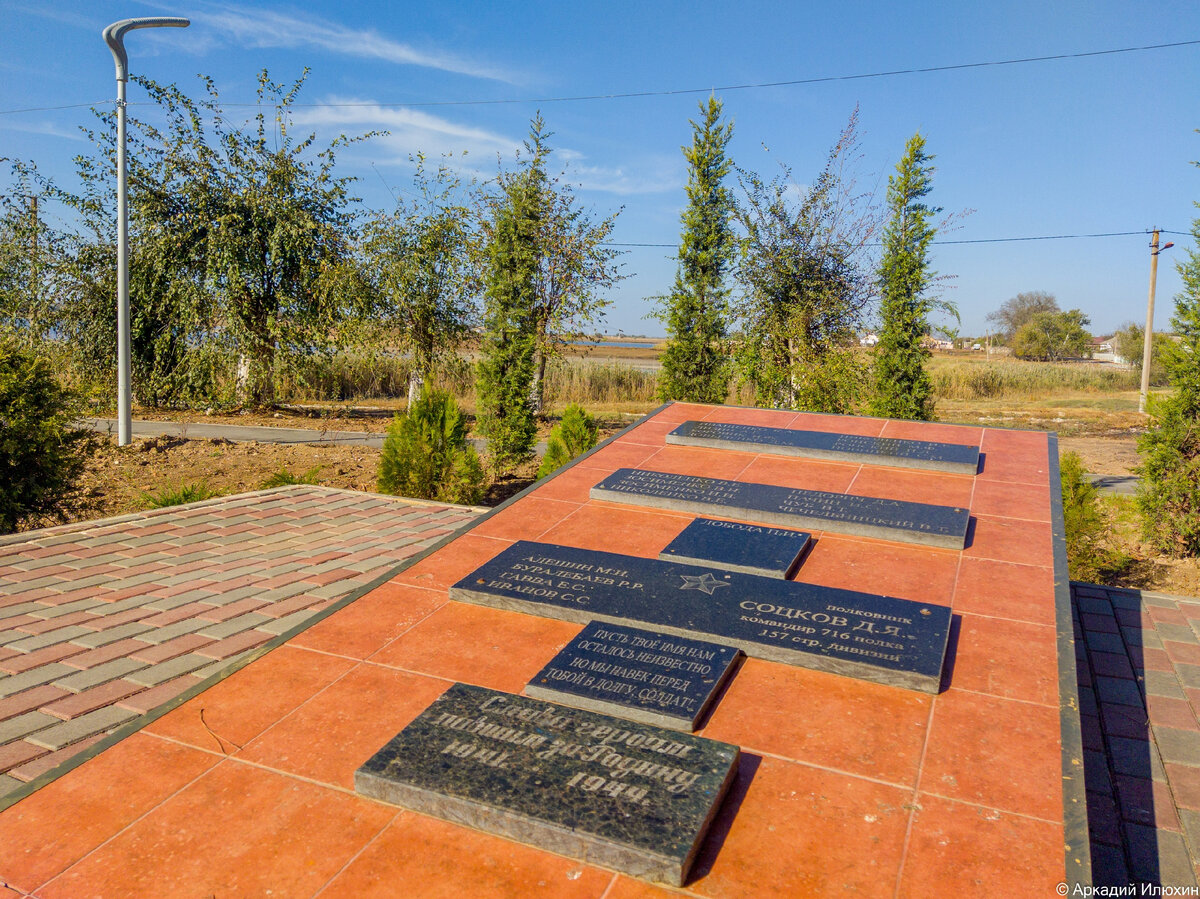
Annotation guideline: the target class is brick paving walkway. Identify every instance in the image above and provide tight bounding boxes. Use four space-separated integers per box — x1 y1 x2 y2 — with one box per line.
1075 582 1200 886
0 486 477 806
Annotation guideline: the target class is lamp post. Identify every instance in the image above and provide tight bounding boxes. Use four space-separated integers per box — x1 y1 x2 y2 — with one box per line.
1139 229 1174 414
103 17 189 446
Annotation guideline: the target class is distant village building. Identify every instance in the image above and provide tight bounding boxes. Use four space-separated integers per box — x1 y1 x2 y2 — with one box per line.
859 333 879 347
1091 335 1116 363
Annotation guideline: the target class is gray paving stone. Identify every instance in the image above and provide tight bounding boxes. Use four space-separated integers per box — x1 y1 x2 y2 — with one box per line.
87 595 160 615
5 626 93 653
133 618 212 644
258 609 321 636
1175 664 1200 690
197 613 271 640
0 601 50 620
0 663 76 697
1096 676 1145 708
1107 735 1166 781
1140 592 1180 609
124 653 212 687
1143 670 1188 700
258 582 314 604
1179 808 1200 867
1126 823 1198 887
0 774 21 797
53 657 147 693
141 594 202 612
69 621 155 648
28 598 108 620
1155 726 1200 767
0 710 60 742
4 574 70 591
58 574 120 590
26 705 138 751
204 585 269 606
1159 623 1200 645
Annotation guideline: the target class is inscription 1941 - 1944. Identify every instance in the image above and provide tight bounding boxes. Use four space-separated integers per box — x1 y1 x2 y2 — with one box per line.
356 682 739 886
591 467 970 550
450 541 952 693
667 420 981 474
526 621 741 731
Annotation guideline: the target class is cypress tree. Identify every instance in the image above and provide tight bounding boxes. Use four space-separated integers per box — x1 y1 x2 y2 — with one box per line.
658 97 735 404
869 133 939 421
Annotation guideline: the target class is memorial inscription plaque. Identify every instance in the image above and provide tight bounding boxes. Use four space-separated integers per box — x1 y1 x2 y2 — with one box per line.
659 517 810 578
356 682 739 886
526 621 741 731
591 468 970 549
450 541 952 692
667 420 981 474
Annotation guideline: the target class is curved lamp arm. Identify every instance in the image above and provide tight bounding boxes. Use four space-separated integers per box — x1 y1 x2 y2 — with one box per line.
103 17 190 82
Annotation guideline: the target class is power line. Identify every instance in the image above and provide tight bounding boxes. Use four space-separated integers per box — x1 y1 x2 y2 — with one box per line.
607 230 1188 249
2 37 1198 116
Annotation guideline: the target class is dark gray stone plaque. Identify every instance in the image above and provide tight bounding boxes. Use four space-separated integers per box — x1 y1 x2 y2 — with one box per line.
450 541 952 693
355 682 739 886
667 420 981 474
591 468 969 549
526 622 741 731
659 517 810 579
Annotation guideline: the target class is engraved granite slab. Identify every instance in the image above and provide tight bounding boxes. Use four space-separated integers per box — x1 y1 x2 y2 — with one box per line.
356 683 739 886
450 541 952 692
668 420 981 474
659 517 810 578
591 468 970 549
526 622 741 731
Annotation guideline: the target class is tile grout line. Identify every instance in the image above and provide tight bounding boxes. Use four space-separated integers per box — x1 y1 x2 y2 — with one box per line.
310 808 403 898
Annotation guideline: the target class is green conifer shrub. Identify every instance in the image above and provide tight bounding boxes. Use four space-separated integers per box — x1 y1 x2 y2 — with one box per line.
536 404 599 479
377 389 485 505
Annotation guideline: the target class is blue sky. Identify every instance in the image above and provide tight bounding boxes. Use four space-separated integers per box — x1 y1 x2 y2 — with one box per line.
3 1 1199 338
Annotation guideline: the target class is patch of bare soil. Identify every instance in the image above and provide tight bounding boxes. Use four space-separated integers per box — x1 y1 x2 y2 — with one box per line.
1057 436 1142 477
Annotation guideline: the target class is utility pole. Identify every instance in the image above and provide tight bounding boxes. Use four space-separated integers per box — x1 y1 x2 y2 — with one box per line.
1140 229 1174 414
29 195 37 313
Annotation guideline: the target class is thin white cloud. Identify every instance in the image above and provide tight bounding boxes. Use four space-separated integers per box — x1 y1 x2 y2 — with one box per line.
0 121 86 143
184 3 515 83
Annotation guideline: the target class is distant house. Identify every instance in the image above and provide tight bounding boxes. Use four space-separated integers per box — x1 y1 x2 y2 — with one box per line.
1092 335 1115 363
859 333 879 347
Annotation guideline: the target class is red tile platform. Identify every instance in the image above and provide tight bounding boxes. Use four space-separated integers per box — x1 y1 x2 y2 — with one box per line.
0 405 1084 897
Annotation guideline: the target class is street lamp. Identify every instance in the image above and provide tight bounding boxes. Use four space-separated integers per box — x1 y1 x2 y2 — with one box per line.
1139 229 1175 415
103 16 189 446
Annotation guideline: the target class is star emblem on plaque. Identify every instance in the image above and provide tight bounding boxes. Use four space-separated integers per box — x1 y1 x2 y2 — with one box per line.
679 572 730 595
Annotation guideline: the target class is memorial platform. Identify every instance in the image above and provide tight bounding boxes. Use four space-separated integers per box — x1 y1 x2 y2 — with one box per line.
0 403 1084 896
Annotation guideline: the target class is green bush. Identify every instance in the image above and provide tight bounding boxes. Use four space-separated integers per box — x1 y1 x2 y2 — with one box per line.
1137 393 1200 556
0 342 97 533
143 481 218 508
1060 451 1116 581
537 404 599 479
377 389 485 505
259 467 321 489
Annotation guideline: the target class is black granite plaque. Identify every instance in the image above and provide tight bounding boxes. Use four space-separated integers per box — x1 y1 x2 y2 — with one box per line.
356 683 739 886
667 420 981 474
659 517 810 579
526 622 741 731
591 468 969 550
450 541 952 692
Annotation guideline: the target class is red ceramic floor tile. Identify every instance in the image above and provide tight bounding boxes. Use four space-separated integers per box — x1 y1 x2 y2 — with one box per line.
700 406 799 428
976 447 1050 486
0 732 218 893
949 614 1059 705
980 427 1050 455
604 877 678 898
702 658 930 785
735 455 860 494
241 662 448 788
575 439 663 472
289 582 445 660
880 419 984 447
798 535 958 606
970 479 1051 522
652 402 713 423
528 463 613 504
322 810 614 897
952 558 1056 626
538 504 692 559
38 759 394 899
847 466 974 509
394 533 512 591
470 496 584 542
690 755 911 896
899 794 1064 898
621 417 685 446
143 645 355 753
790 413 884 436
371 602 579 694
636 445 756 481
921 689 1063 821
965 514 1054 568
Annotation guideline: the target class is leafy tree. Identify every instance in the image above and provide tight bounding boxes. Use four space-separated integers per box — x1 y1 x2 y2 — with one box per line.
1111 321 1171 385
59 70 367 408
657 97 736 404
1138 186 1200 556
377 388 485 505
733 111 876 413
986 291 1059 343
0 342 97 533
0 161 63 349
1010 309 1092 360
476 129 546 471
361 154 479 408
536 403 599 478
869 133 940 421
